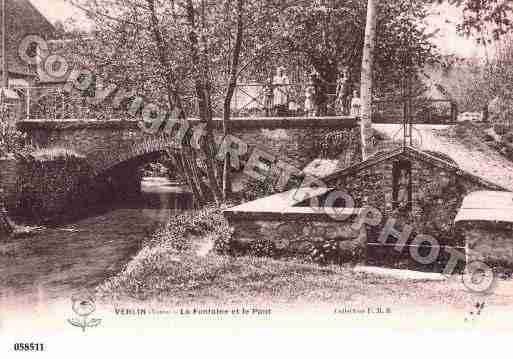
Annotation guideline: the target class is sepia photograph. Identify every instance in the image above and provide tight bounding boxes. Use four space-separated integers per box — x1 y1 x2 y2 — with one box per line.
1 0 513 356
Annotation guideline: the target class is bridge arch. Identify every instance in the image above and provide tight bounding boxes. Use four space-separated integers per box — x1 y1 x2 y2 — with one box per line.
85 133 180 176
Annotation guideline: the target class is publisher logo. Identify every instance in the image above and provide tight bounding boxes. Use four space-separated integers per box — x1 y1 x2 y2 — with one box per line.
67 292 102 332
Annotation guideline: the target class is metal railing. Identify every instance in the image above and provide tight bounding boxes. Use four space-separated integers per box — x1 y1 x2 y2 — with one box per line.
11 83 458 123
13 83 344 120
225 82 340 117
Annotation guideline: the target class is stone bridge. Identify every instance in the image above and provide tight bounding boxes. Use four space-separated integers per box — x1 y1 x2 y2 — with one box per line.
2 117 358 217
17 117 359 176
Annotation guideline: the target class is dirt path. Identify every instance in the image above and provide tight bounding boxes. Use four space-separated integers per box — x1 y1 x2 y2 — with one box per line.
374 124 513 191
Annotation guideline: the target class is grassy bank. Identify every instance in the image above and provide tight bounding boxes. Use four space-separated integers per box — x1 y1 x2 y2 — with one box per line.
96 207 513 308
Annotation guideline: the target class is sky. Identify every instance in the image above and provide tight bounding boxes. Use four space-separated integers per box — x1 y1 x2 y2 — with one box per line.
29 0 486 58
30 0 86 24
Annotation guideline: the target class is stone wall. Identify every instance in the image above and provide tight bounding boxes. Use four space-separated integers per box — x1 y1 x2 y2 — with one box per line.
18 117 359 174
323 154 496 247
459 222 513 272
1 153 144 223
228 217 367 263
14 155 95 222
230 126 359 169
223 188 366 264
0 156 19 210
12 155 144 223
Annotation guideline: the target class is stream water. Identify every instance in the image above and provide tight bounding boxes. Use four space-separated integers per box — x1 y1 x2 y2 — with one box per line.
0 177 193 307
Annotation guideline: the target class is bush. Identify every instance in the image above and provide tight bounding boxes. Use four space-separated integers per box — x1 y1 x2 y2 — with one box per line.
503 131 513 144
308 239 365 266
0 123 28 157
309 240 340 265
14 149 92 222
494 123 510 135
248 239 278 258
319 129 360 160
149 206 233 253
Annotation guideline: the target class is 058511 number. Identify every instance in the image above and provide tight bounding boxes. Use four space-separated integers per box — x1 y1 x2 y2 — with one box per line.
13 343 44 352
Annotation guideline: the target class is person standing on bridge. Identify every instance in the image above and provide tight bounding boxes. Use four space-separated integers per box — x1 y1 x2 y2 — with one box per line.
273 66 290 116
350 89 361 117
304 74 316 117
312 70 328 116
336 66 350 115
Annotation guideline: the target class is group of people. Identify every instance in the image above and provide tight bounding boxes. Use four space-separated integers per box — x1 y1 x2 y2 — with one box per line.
265 66 361 117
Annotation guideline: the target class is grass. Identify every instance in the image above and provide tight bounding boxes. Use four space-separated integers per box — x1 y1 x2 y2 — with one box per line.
96 207 513 309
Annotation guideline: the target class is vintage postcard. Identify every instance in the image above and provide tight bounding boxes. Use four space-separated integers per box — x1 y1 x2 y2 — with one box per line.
1 0 513 357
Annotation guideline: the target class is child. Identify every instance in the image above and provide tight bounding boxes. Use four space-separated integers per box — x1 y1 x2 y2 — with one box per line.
350 90 361 117
273 66 290 116
304 75 316 117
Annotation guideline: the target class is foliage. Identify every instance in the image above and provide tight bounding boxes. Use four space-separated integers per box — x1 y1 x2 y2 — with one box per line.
308 239 365 266
436 35 513 115
68 0 441 114
319 129 361 159
263 0 440 99
503 131 513 144
0 123 29 157
148 205 233 253
240 174 278 202
429 57 488 112
14 148 91 222
68 0 443 203
457 0 513 42
248 238 278 258
308 240 341 265
96 240 495 305
494 123 510 135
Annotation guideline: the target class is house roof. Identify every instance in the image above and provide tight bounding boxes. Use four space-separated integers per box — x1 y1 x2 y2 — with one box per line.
37 38 97 84
322 145 508 191
3 0 56 76
455 191 513 224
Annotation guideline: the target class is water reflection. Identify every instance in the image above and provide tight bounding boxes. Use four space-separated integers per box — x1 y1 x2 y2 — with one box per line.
0 177 193 307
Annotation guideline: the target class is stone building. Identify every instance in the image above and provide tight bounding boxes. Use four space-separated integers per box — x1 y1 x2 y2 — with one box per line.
455 191 513 273
318 146 507 269
2 0 55 85
225 145 510 271
1 0 55 121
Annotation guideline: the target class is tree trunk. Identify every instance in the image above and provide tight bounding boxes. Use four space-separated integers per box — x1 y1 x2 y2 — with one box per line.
146 0 207 205
222 0 244 200
360 0 377 160
177 151 205 207
186 0 222 205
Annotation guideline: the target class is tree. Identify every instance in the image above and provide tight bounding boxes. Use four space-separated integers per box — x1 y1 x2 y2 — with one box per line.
68 0 440 203
360 0 377 160
442 1 513 120
69 0 261 204
253 1 439 102
222 0 244 198
457 0 513 42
